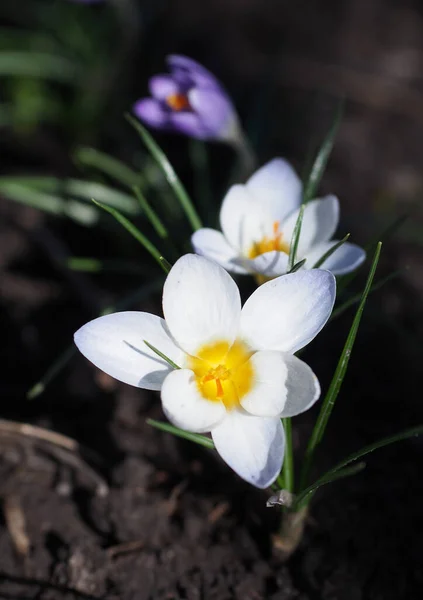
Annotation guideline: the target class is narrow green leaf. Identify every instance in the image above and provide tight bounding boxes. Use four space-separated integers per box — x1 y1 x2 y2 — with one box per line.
189 139 213 216
28 278 165 398
322 425 423 477
143 340 180 370
126 114 202 231
288 205 305 271
74 147 142 189
132 186 168 239
159 257 172 273
27 346 76 400
67 257 103 272
101 277 164 315
366 214 408 253
313 234 350 269
303 101 343 204
92 199 170 274
147 419 215 449
0 51 79 82
293 462 366 510
296 423 423 509
281 418 294 493
331 270 400 322
66 257 147 275
0 180 99 226
287 258 307 274
337 214 407 295
0 176 139 215
300 242 382 489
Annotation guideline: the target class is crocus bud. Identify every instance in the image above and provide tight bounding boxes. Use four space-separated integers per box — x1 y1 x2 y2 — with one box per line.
133 55 241 144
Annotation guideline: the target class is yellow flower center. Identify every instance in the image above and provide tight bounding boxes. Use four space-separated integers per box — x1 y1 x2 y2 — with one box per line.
166 93 191 111
248 221 290 260
187 340 254 410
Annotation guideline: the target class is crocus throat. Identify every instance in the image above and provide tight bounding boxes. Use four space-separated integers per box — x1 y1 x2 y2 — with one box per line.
187 340 254 410
248 221 290 259
166 93 191 111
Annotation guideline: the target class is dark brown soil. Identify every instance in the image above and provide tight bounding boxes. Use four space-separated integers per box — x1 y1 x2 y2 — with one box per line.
2 0 423 597
1 196 423 600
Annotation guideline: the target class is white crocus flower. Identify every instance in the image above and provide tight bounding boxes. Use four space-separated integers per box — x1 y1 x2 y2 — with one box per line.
74 254 336 488
191 158 366 280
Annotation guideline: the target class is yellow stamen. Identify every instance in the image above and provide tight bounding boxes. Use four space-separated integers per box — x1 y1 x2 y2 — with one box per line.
187 340 254 410
248 221 290 260
166 93 190 111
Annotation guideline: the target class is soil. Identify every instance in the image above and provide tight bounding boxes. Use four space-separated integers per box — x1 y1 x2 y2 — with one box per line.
2 0 423 597
1 194 423 600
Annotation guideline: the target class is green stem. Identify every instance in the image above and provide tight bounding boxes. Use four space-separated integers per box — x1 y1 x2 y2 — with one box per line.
282 418 294 493
231 129 257 180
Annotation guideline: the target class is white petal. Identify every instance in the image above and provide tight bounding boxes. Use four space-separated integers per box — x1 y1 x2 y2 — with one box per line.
246 158 303 222
74 312 184 390
211 410 284 488
240 270 336 354
243 251 289 278
161 369 226 433
281 196 340 255
240 351 320 417
219 184 270 254
278 353 321 416
191 228 248 274
304 241 366 275
162 254 241 355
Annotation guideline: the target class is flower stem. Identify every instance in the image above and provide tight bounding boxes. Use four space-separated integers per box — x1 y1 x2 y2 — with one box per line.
273 506 308 559
281 417 294 493
231 129 257 180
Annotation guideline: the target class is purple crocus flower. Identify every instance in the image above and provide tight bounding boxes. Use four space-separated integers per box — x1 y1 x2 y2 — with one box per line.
133 55 240 142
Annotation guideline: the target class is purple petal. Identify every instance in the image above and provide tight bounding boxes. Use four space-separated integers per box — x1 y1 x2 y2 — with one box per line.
149 75 180 101
133 98 168 127
188 88 235 138
169 112 208 139
167 54 220 89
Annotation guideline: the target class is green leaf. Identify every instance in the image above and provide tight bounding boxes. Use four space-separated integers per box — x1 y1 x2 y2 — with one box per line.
92 200 171 273
126 114 202 231
28 278 165 398
366 214 408 253
27 346 77 400
287 258 307 274
143 340 180 370
189 139 213 216
337 214 407 295
324 425 423 476
281 418 294 493
331 270 401 322
0 51 79 82
312 234 350 269
303 101 343 204
300 242 382 489
132 186 168 239
293 462 366 510
74 147 142 189
287 205 305 271
147 419 215 449
0 176 139 216
66 257 146 275
0 180 99 226
296 423 423 510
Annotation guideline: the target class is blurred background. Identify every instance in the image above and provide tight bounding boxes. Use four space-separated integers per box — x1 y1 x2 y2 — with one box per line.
1 1 423 598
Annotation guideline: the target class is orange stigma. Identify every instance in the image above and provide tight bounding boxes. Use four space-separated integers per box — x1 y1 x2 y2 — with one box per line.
166 93 190 111
201 364 230 399
248 221 290 259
